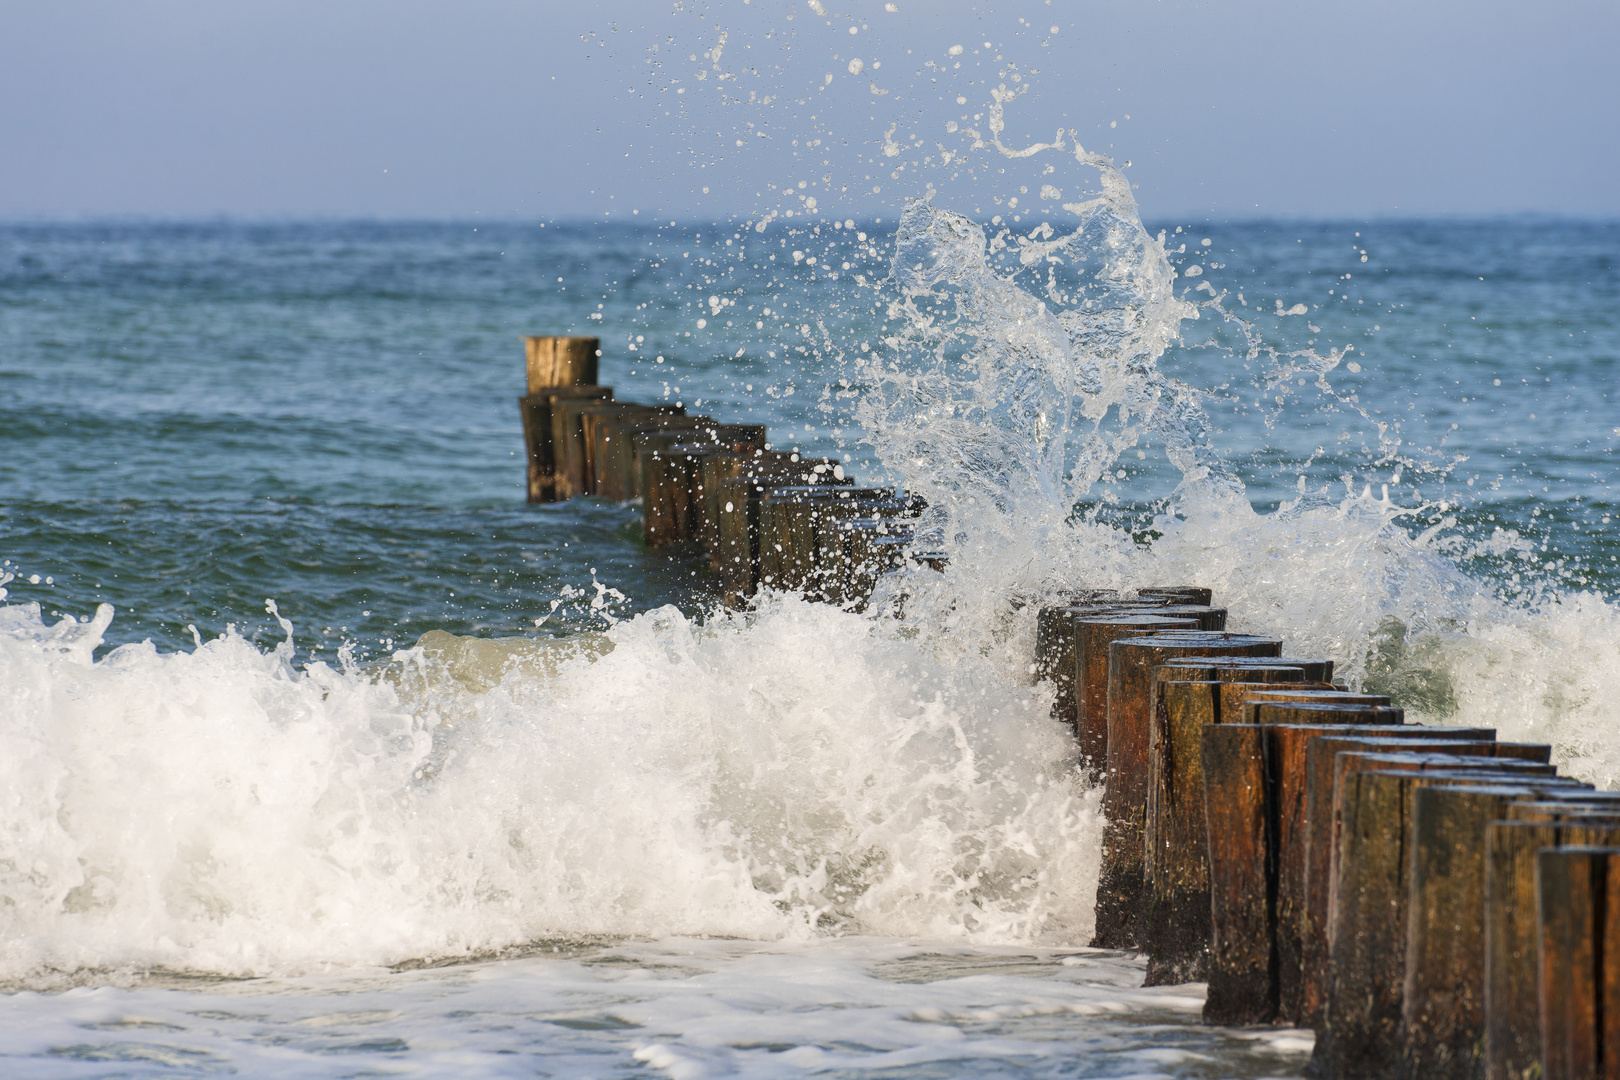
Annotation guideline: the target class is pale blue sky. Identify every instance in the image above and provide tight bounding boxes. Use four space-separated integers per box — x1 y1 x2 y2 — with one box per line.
1 0 1615 221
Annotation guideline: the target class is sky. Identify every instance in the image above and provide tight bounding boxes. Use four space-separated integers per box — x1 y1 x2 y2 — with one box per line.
1 0 1616 222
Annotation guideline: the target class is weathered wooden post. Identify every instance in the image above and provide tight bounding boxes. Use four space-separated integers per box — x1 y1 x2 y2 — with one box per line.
520 386 612 502
554 399 679 500
1536 846 1620 1080
1074 615 1207 764
702 453 838 568
1143 674 1331 988
643 426 767 547
1401 781 1584 1080
1093 631 1283 949
583 405 688 499
1137 586 1215 605
1318 759 1573 1080
1034 600 1216 727
835 517 917 610
758 486 859 591
716 467 848 606
525 335 600 391
1297 729 1501 1028
1484 803 1620 1080
518 336 606 504
811 492 924 604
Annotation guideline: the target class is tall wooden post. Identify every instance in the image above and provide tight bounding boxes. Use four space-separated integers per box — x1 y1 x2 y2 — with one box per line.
526 335 600 392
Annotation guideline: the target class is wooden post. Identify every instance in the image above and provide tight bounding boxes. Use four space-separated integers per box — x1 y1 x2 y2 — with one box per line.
810 492 922 604
1034 601 1202 725
1402 782 1571 1080
1485 813 1620 1080
1093 632 1282 949
717 470 848 606
643 426 767 547
836 517 916 610
519 386 611 503
1536 847 1620 1080
754 488 887 592
525 335 600 393
553 399 682 501
1074 615 1206 765
1297 730 1499 1029
582 404 685 499
1144 677 1330 989
1318 761 1573 1080
1196 715 1405 1022
701 452 832 569
1202 722 1274 1023
1137 586 1215 606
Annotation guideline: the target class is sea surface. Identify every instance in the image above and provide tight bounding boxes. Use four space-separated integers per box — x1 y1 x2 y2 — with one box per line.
1 214 1617 1077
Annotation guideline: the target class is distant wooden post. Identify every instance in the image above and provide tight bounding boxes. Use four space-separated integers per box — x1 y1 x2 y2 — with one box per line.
520 386 611 502
525 335 600 392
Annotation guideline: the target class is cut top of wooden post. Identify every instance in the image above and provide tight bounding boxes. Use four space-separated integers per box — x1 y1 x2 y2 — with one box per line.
526 335 601 393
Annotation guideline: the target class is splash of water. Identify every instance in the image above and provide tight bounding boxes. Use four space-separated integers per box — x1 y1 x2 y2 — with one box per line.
0 595 1099 984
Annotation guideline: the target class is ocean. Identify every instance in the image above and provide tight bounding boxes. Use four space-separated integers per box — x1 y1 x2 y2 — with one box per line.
1 210 1617 1077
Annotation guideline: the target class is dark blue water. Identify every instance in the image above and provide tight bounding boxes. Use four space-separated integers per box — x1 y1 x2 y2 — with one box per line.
1 218 1616 659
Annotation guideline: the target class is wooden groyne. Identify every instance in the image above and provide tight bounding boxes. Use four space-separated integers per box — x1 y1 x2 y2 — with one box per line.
519 336 1616 1077
519 336 936 607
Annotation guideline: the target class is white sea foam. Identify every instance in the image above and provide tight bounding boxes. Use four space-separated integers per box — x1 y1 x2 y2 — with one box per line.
0 594 1099 984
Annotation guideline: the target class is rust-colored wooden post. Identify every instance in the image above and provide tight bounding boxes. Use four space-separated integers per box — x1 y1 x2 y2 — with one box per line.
1196 713 1405 1023
1202 722 1273 1023
1298 730 1500 1029
1485 810 1620 1080
1536 846 1620 1080
1402 782 1565 1080
1318 760 1571 1080
1074 615 1205 766
1144 673 1327 988
1093 631 1282 949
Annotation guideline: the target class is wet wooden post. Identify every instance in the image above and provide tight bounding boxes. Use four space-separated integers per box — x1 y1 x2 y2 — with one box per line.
520 386 612 503
1202 722 1275 1023
1092 631 1282 950
758 486 854 591
525 335 600 391
584 404 689 500
1298 729 1500 1029
1484 803 1620 1080
1074 615 1206 765
1144 673 1329 988
702 453 837 570
1196 713 1413 1024
835 517 917 610
518 336 605 504
1034 600 1211 727
716 467 848 607
643 425 767 547
1536 846 1620 1080
811 492 924 604
1137 586 1215 605
1401 781 1569 1080
1317 759 1571 1080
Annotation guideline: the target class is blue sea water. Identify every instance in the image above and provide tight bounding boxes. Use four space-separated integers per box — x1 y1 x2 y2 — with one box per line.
0 215 1617 1077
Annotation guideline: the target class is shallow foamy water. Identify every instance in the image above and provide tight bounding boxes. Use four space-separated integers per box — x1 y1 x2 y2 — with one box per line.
0 941 1312 1080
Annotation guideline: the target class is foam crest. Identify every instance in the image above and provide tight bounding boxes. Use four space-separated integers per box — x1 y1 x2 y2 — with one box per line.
0 596 1099 984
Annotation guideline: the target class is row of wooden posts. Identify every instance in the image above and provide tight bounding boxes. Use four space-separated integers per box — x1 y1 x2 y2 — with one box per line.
519 336 1612 1078
518 335 939 608
1033 592 1618 1080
